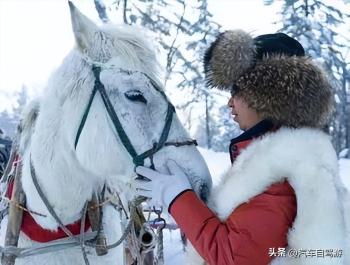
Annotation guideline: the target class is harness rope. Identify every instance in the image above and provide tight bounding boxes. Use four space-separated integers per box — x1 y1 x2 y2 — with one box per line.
0 232 99 258
0 196 46 217
29 157 144 263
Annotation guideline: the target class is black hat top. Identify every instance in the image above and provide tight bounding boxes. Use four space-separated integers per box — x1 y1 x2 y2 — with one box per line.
254 33 305 60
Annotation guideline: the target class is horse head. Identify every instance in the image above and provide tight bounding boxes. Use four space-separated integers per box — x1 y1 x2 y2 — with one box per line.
23 2 211 229
68 2 212 200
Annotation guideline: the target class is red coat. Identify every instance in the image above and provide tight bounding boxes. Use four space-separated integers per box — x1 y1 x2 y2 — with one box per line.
169 138 297 265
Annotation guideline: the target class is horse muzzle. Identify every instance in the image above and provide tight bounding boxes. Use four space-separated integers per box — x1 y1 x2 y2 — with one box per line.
193 180 211 203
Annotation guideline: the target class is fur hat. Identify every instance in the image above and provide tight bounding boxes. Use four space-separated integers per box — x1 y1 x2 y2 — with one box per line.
204 30 333 128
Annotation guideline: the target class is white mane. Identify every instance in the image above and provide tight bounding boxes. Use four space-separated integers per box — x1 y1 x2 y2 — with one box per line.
95 24 162 83
18 98 40 154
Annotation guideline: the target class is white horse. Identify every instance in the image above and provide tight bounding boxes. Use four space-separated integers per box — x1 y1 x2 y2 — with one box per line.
0 2 212 265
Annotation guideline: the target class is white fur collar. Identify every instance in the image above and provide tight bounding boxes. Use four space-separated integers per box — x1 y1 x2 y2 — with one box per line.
207 127 347 264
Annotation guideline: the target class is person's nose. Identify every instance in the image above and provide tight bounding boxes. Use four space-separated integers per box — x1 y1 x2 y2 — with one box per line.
228 97 234 108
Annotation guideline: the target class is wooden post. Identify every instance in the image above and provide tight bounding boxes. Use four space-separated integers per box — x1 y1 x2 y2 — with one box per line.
1 161 25 265
87 193 108 256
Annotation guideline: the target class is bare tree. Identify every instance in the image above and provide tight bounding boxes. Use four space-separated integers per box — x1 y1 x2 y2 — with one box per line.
265 0 350 154
94 0 109 23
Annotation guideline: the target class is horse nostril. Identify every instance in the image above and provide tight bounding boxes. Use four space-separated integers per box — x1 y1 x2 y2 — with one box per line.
199 183 210 203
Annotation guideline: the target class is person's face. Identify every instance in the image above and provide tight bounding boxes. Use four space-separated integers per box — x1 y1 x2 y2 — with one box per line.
228 95 262 130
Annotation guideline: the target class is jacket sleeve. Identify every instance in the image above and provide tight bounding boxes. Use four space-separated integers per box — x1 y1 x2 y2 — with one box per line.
169 184 296 265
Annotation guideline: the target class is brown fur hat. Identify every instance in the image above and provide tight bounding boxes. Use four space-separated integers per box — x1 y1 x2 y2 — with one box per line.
204 30 333 128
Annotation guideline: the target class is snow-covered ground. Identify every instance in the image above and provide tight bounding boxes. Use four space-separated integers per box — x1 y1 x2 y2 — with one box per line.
162 149 350 265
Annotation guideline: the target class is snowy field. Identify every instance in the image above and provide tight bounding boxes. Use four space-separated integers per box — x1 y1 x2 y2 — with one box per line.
162 149 350 265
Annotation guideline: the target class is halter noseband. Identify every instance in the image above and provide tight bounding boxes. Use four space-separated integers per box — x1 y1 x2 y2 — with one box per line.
74 65 197 167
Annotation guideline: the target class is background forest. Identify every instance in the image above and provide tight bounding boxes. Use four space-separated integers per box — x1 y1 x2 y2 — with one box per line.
0 0 349 157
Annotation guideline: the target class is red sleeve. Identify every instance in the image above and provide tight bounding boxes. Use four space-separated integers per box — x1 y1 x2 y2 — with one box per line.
169 182 296 265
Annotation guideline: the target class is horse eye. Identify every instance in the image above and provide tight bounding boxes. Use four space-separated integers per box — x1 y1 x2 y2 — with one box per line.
124 90 147 104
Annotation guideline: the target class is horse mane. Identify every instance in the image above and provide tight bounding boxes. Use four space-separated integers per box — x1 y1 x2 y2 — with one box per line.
19 98 40 154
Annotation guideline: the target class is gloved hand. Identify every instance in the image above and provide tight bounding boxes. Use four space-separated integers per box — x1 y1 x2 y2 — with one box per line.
133 160 192 210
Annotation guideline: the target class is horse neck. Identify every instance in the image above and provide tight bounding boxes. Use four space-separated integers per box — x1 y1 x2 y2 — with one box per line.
21 129 95 229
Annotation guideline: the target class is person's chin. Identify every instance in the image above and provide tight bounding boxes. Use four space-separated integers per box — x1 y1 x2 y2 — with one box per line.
233 116 240 125
233 116 244 130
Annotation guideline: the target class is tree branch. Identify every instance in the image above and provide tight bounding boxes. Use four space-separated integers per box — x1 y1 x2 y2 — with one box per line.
94 0 109 23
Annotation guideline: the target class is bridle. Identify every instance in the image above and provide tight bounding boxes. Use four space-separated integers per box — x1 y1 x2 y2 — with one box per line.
74 65 197 168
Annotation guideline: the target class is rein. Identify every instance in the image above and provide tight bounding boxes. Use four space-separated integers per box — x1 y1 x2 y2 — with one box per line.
28 158 143 264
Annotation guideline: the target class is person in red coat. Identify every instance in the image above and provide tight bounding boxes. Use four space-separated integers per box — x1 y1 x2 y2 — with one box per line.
133 30 346 265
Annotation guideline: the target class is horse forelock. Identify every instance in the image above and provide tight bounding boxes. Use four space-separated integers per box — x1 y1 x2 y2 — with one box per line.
79 23 163 89
107 25 161 70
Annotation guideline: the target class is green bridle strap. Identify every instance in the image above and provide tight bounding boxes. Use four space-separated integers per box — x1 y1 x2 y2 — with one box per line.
92 66 139 160
74 65 176 167
74 85 98 149
132 103 175 166
74 66 138 159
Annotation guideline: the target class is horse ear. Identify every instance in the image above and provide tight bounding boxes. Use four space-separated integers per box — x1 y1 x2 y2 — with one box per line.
68 1 100 53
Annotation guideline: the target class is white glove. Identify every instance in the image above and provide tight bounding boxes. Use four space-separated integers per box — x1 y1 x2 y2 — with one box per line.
133 160 192 210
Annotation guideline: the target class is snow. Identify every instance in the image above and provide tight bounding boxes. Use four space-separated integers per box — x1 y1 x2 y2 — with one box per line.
197 147 231 185
163 229 185 265
339 148 349 158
